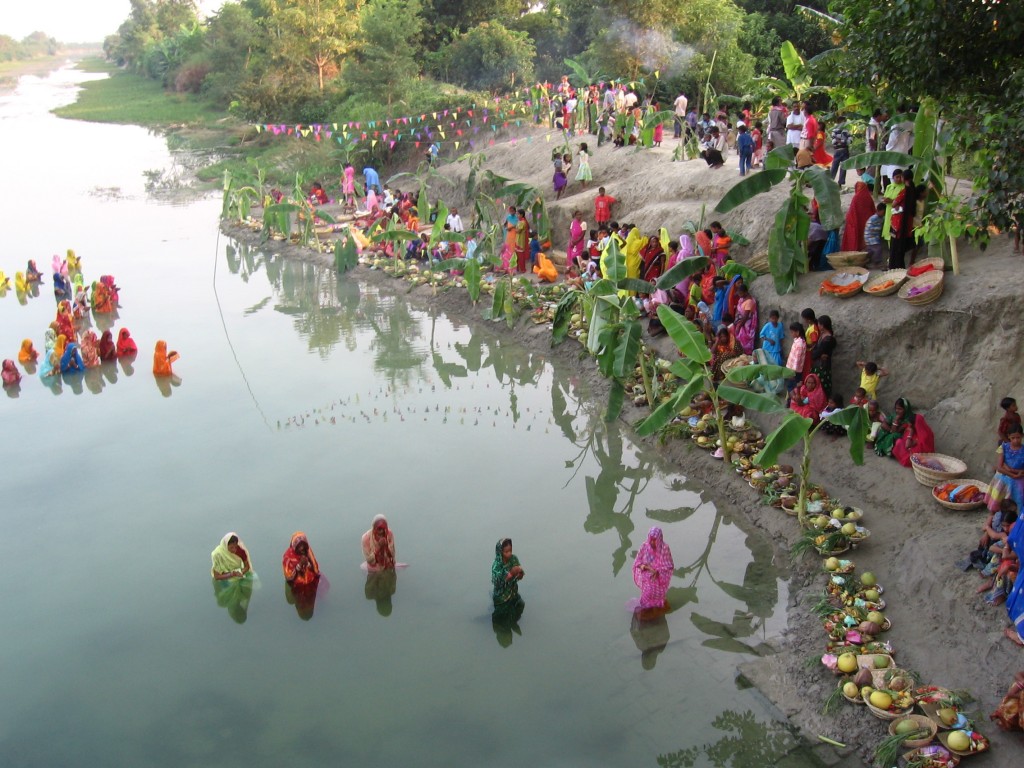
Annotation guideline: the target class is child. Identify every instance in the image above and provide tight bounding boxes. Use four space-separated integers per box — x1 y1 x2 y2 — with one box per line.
864 203 885 267
309 181 328 205
594 187 617 228
758 309 785 366
855 360 889 400
751 120 764 167
736 124 755 176
857 167 876 189
999 397 1021 444
821 394 847 435
865 399 883 443
851 387 870 407
587 229 600 262
785 322 806 395
529 231 541 270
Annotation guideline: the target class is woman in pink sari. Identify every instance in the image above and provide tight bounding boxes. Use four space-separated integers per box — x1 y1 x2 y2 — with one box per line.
633 527 674 614
892 412 935 467
566 210 586 271
732 283 758 354
790 373 827 422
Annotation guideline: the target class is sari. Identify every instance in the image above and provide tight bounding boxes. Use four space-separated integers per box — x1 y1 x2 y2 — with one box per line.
281 532 320 587
1005 522 1024 652
55 301 76 341
874 398 914 457
92 281 114 313
624 228 643 279
116 328 138 357
632 527 674 610
492 538 524 607
26 260 42 282
100 275 119 305
695 230 712 260
533 253 558 282
759 320 785 366
841 182 876 251
210 532 252 578
640 237 665 282
60 341 84 373
2 360 21 387
566 217 586 269
986 441 1024 513
812 129 832 166
18 339 38 364
790 373 827 421
53 272 68 298
892 413 935 467
710 334 743 381
152 340 179 376
361 514 396 572
98 330 117 362
80 331 101 368
734 295 758 354
991 672 1024 732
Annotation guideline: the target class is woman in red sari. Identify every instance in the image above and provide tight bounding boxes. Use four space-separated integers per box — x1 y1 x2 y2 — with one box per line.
891 412 935 467
790 373 827 422
639 236 665 282
282 532 321 587
841 181 877 251
116 328 138 357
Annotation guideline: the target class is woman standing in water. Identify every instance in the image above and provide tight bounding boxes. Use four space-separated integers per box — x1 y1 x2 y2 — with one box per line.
211 533 252 580
492 538 524 606
633 527 674 615
362 515 396 571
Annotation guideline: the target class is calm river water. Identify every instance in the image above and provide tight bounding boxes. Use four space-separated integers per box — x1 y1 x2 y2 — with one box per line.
0 65 820 767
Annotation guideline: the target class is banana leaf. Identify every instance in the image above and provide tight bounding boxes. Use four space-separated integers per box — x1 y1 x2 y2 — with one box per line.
656 255 708 290
840 150 915 171
715 170 787 213
803 167 843 230
717 385 786 414
464 258 481 303
724 364 795 384
605 379 625 423
764 145 796 171
618 278 656 295
656 305 711 363
551 289 581 345
719 262 757 285
780 40 810 98
754 412 812 467
612 320 643 378
433 258 467 271
635 375 706 436
601 239 627 283
334 237 358 273
490 278 507 321
824 405 870 465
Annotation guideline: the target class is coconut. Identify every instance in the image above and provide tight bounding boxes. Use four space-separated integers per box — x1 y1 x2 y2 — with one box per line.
859 620 881 636
938 707 958 726
888 675 910 692
866 610 885 626
853 668 874 687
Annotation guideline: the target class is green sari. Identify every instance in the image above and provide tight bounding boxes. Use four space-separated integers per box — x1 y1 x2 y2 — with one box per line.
491 538 523 606
874 398 913 457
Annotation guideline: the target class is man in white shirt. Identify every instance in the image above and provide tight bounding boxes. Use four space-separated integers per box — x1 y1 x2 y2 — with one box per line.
446 208 463 233
785 101 803 148
673 92 688 138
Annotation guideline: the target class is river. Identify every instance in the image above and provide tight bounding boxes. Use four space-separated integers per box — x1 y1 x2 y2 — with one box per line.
0 64 825 768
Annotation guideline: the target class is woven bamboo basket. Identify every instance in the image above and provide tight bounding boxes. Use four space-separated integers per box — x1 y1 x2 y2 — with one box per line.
821 267 869 298
864 269 908 296
826 250 870 268
865 693 913 720
746 251 770 274
901 746 960 768
911 256 946 273
931 480 990 510
888 714 938 749
898 271 945 306
911 453 967 486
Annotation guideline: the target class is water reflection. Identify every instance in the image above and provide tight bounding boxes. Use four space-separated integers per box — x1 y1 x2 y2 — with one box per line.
492 597 525 648
156 373 183 398
285 582 319 621
364 570 397 617
631 610 670 670
212 577 254 624
657 709 804 768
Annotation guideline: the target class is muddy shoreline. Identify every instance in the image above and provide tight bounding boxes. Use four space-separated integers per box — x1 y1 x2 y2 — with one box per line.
224 219 1023 765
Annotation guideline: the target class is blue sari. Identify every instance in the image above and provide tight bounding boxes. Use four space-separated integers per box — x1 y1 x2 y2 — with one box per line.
987 441 1024 513
1006 521 1024 642
759 320 785 366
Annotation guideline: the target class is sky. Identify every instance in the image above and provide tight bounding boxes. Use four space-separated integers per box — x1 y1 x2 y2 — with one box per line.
2 0 226 44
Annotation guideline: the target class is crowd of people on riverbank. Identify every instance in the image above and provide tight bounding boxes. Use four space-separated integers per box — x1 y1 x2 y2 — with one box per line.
1 252 182 395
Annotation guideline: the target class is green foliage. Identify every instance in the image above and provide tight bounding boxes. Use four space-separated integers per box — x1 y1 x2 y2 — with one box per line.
346 0 423 107
431 22 535 91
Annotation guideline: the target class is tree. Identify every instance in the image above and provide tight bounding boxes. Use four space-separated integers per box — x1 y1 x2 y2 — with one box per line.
202 2 263 105
433 22 535 92
156 0 199 36
346 0 424 108
270 0 363 90
421 0 527 47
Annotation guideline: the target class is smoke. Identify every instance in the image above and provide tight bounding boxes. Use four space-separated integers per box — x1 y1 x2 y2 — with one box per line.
603 18 696 79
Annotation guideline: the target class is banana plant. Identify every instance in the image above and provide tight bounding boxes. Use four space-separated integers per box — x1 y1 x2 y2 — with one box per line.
221 169 260 222
739 400 869 527
634 305 789 464
637 109 674 149
715 145 843 294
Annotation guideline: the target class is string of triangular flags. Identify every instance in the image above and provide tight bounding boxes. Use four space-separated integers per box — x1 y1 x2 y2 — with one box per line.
251 73 658 152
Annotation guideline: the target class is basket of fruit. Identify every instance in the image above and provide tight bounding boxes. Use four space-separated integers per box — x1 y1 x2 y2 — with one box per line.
937 730 988 757
898 745 960 768
932 481 989 511
889 714 939 749
864 687 915 720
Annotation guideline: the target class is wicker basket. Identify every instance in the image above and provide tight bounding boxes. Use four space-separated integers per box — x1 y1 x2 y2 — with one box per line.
865 694 913 720
901 746 960 768
857 653 894 671
937 731 989 757
889 714 939 749
911 453 967 486
931 480 990 511
821 267 870 298
898 271 945 306
864 269 908 296
910 256 946 274
826 250 870 269
747 251 770 274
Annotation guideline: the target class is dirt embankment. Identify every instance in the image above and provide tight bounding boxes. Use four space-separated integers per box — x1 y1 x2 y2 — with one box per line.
222 124 1024 764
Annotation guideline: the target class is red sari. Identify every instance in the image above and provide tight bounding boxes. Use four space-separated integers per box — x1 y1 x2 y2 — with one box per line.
640 238 665 282
790 373 827 422
282 532 321 587
841 182 876 251
892 413 935 467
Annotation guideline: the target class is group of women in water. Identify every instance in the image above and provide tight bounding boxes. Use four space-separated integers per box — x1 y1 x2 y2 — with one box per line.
1 253 182 392
211 519 676 635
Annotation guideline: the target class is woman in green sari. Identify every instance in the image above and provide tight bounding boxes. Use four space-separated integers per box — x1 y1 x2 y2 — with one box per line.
491 538 525 607
211 532 254 623
874 398 913 457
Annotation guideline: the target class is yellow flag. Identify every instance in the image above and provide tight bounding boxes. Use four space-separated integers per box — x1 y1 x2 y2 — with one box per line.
372 139 378 147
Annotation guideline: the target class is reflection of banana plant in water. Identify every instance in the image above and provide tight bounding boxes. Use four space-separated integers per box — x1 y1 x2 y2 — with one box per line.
366 296 427 388
657 709 801 768
667 508 781 655
270 260 360 358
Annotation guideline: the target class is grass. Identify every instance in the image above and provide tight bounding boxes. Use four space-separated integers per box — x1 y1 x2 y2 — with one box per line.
53 58 224 128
